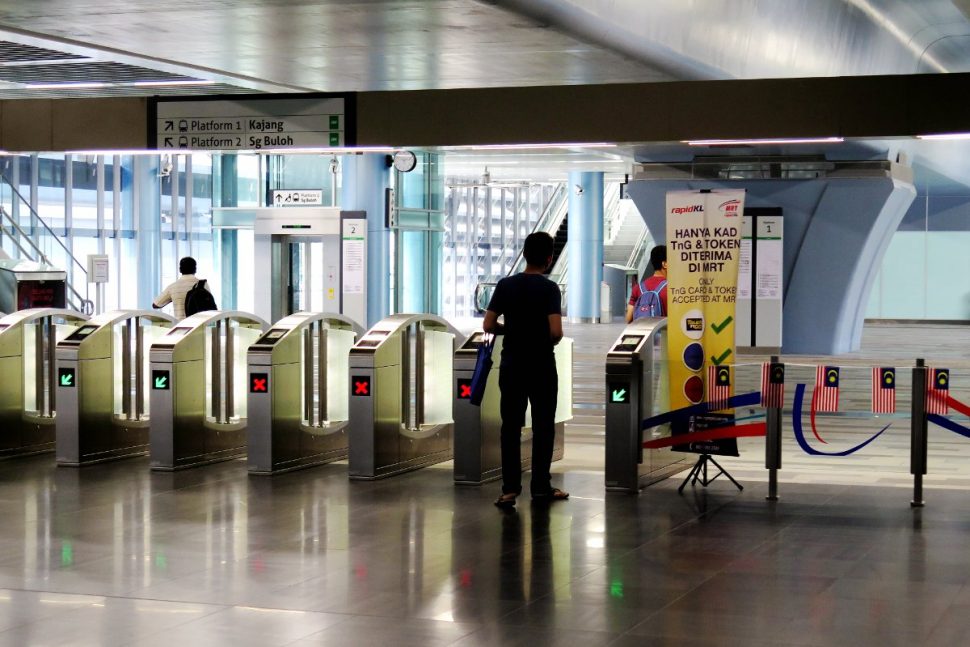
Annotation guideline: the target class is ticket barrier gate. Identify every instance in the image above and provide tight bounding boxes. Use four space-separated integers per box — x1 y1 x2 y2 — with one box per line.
605 319 687 493
247 312 364 474
149 311 268 470
0 308 89 456
348 314 460 480
55 310 176 466
453 331 572 485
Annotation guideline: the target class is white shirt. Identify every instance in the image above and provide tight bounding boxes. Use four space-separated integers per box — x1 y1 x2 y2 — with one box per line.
153 274 211 321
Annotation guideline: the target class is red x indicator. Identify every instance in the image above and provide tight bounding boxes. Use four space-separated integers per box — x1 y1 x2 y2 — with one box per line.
352 376 371 396
250 373 269 393
457 378 472 400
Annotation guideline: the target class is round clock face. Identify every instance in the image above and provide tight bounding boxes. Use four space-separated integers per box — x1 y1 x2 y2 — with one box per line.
393 150 417 172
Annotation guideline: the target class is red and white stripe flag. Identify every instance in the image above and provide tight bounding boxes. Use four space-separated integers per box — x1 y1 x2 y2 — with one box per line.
926 367 950 415
871 367 896 414
707 365 731 411
761 362 784 409
813 365 840 412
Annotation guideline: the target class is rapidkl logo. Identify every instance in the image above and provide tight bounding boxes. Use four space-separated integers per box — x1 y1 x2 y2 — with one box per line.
719 199 741 216
671 205 704 215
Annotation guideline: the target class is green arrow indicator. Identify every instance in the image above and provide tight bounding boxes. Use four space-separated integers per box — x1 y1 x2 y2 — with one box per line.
60 374 73 387
154 376 168 389
611 389 627 403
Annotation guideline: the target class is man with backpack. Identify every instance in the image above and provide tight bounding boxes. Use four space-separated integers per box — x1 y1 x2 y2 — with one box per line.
152 256 216 321
626 245 668 322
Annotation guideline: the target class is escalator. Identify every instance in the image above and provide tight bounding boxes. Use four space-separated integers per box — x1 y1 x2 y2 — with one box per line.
547 213 568 276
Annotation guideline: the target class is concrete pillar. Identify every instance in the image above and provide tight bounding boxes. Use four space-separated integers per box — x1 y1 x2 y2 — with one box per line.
566 171 604 322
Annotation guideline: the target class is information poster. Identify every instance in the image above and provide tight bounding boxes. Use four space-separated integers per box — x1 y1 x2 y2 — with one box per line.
665 190 745 456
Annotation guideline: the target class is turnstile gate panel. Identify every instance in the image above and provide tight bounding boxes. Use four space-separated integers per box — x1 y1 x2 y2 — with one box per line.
348 314 460 480
605 318 686 493
149 311 267 470
247 312 363 474
0 308 88 456
453 331 572 485
55 310 175 466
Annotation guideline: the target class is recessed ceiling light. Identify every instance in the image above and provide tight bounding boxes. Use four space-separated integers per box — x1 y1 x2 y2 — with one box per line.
130 80 215 87
24 82 109 90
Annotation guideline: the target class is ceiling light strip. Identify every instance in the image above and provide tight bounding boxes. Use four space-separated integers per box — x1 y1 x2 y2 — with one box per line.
684 137 844 146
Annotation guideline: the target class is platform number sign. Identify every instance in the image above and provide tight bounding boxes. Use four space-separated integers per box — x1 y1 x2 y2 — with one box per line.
250 373 269 394
58 367 76 388
152 370 170 390
352 375 371 397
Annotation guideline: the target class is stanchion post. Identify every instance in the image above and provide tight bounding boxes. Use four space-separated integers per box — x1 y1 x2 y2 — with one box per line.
765 355 782 501
911 358 928 508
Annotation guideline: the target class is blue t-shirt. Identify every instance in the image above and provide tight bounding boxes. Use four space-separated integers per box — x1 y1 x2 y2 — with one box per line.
486 273 561 366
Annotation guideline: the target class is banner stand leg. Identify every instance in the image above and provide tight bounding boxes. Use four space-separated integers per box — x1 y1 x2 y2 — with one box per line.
678 454 743 493
765 356 783 501
911 358 928 508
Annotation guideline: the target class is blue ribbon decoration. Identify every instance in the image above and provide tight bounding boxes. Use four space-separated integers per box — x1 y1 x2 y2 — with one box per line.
927 413 970 439
792 384 891 456
640 391 762 431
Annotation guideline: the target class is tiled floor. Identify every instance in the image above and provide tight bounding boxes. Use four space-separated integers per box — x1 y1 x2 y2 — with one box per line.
1 322 970 645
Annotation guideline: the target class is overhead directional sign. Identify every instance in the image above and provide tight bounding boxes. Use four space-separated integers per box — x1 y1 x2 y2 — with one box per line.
271 190 324 206
151 95 354 151
58 367 76 388
152 370 170 390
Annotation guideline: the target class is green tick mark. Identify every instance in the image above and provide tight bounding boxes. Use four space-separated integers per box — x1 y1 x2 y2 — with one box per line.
710 349 732 365
711 315 733 334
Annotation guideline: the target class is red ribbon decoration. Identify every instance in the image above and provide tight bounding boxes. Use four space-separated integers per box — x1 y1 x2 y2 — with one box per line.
947 394 970 418
642 422 766 450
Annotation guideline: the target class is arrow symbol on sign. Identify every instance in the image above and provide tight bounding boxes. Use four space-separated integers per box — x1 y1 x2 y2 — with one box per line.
164 137 173 147
154 376 168 389
60 374 73 386
164 121 174 131
611 389 627 402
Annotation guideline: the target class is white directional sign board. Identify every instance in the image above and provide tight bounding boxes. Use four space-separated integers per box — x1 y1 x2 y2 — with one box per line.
271 190 324 206
153 96 349 151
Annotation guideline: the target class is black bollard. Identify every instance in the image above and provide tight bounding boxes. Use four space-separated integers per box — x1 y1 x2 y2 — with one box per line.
765 355 783 501
911 358 928 507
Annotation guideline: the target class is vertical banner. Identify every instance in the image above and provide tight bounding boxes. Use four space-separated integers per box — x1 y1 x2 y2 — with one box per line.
666 190 745 456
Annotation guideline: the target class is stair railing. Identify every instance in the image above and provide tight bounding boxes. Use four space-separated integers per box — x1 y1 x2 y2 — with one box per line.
0 175 93 314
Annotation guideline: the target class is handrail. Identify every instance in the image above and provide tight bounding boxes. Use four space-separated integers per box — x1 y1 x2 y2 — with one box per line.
603 181 622 244
495 183 568 280
0 180 93 314
0 173 88 277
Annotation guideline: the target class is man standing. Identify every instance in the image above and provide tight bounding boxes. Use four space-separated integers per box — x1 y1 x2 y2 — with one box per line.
484 232 568 508
152 256 211 321
626 244 668 322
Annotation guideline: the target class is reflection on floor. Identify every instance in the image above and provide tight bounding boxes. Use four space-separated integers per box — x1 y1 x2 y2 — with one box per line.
0 322 967 645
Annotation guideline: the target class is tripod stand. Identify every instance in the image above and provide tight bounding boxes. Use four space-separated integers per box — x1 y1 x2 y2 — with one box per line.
678 454 743 493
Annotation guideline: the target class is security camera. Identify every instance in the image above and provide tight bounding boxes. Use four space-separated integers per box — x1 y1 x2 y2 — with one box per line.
329 157 339 174
159 156 173 177
574 184 584 195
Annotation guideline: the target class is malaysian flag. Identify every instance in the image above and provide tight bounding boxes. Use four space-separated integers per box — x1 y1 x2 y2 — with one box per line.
871 367 896 414
761 362 785 409
813 365 840 412
926 367 950 415
707 365 731 411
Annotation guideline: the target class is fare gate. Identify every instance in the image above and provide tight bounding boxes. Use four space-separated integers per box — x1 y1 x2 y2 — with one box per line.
0 308 89 457
55 310 176 466
247 312 364 475
453 330 572 485
149 311 268 470
605 319 687 493
347 314 460 480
